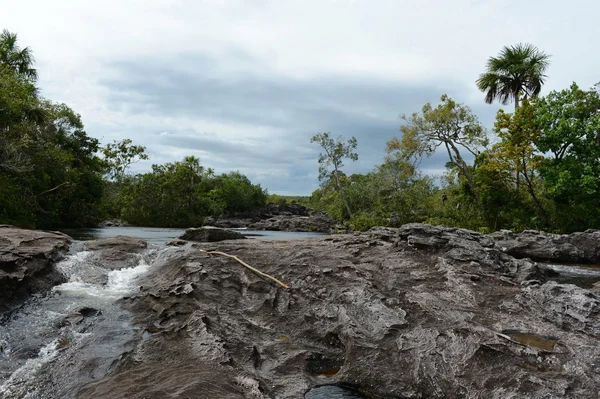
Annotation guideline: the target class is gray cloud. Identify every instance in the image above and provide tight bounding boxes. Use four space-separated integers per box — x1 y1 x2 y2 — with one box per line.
97 54 481 194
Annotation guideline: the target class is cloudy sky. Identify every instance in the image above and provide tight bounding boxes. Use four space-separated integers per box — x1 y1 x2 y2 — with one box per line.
2 0 599 194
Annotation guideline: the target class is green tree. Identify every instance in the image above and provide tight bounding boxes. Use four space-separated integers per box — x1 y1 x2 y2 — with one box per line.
0 29 38 81
494 100 547 219
476 43 550 110
311 132 358 219
534 83 600 231
388 94 487 198
103 138 149 182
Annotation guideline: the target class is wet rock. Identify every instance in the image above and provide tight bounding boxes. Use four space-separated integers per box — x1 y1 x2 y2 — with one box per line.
98 219 129 227
166 239 187 246
180 226 247 242
77 224 600 398
83 235 148 270
0 225 71 315
60 307 102 327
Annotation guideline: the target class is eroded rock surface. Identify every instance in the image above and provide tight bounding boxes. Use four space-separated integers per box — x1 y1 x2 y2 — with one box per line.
0 225 71 315
79 224 600 398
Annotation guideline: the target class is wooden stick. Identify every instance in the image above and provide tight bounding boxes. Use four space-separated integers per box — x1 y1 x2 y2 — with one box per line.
201 250 289 289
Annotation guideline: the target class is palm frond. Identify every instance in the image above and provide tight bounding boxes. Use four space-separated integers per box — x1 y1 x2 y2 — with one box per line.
477 43 550 107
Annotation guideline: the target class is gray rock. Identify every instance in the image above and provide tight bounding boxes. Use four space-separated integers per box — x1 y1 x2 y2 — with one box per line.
0 225 71 315
491 228 600 263
83 235 148 270
249 211 333 233
166 240 187 246
204 204 334 233
180 226 247 242
98 219 129 227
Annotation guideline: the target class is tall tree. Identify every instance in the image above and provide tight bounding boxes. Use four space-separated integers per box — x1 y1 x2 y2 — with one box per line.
388 95 487 198
311 132 358 219
476 43 550 110
0 29 38 82
103 138 149 182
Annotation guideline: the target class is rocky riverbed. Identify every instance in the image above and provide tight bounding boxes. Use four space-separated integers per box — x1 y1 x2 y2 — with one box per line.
2 224 600 398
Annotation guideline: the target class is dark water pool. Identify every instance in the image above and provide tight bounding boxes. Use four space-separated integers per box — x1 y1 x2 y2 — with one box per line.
59 226 325 246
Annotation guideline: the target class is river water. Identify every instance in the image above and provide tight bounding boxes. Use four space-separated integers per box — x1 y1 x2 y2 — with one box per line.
60 226 324 245
0 228 326 398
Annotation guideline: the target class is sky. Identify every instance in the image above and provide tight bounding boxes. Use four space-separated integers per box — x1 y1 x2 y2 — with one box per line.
2 0 599 195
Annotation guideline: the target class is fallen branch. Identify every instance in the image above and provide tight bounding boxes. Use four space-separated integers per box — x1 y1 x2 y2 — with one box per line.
201 249 289 289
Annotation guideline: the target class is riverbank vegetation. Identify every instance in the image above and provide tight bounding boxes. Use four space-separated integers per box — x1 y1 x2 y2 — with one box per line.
3 31 599 234
310 44 600 233
0 30 266 228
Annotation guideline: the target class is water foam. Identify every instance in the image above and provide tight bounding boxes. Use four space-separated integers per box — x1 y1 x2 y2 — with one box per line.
53 254 150 299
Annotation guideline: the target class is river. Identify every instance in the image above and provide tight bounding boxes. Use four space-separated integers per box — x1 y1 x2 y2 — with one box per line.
60 226 324 245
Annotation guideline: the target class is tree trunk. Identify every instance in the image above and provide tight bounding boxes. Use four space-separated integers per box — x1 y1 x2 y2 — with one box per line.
446 142 479 201
521 164 547 224
515 93 520 192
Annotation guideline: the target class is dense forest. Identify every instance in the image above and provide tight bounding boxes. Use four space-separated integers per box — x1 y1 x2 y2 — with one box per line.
308 44 600 233
0 30 266 229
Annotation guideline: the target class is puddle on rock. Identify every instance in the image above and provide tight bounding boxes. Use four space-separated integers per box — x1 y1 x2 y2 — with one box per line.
305 384 369 399
502 329 559 351
305 352 344 378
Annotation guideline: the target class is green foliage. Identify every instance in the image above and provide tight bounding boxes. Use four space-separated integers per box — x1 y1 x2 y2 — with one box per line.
103 138 149 182
0 29 268 229
0 29 38 82
477 43 550 109
533 83 600 231
118 159 266 227
308 79 600 234
0 30 105 228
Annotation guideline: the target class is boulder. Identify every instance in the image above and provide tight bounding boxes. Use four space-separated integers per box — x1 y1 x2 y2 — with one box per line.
179 226 247 242
0 225 71 315
83 235 148 270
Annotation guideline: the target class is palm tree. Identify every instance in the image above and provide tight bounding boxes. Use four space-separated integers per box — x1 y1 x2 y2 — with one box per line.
476 43 550 110
0 29 38 81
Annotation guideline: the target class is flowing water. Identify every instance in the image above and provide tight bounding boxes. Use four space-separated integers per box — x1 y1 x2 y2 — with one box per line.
0 228 328 398
0 245 160 398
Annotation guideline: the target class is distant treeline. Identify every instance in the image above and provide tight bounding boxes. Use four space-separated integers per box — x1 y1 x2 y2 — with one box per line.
0 29 266 228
